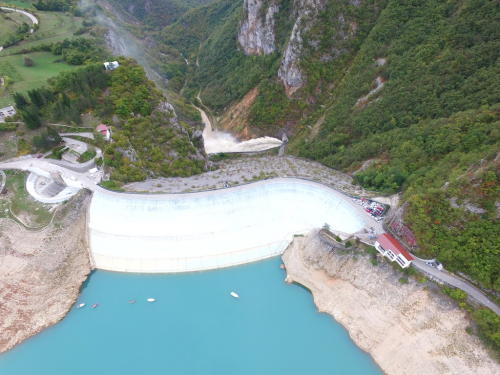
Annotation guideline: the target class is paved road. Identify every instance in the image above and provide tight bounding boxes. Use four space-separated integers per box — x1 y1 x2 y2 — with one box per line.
412 257 500 315
60 132 95 140
0 7 38 25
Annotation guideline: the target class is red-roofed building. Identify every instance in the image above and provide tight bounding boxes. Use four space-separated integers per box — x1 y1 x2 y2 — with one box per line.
375 233 413 268
96 124 110 140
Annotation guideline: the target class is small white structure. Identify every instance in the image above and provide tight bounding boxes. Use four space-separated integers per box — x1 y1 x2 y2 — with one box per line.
104 61 119 71
96 124 110 140
0 106 16 123
375 233 413 268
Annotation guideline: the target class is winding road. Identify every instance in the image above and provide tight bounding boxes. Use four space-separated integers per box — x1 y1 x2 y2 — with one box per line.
411 257 500 315
0 7 38 25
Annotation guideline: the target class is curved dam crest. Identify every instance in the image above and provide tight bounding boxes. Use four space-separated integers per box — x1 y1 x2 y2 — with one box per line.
89 179 367 273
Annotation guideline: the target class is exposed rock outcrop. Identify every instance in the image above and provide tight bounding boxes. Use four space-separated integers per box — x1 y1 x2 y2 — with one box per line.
278 0 360 94
104 25 129 57
278 0 325 92
282 230 500 375
238 0 279 55
0 191 92 353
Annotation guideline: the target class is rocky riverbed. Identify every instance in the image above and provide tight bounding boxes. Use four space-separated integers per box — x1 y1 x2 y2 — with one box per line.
0 191 92 353
282 230 500 375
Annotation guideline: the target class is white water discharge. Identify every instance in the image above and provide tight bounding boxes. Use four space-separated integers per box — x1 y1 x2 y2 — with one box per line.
88 179 367 273
198 107 282 154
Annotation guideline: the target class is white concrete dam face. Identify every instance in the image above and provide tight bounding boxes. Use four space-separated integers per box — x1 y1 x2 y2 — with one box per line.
89 179 366 273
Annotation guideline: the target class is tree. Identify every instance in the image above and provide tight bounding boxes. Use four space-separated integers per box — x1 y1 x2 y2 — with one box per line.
46 126 63 143
22 55 34 66
32 132 50 150
27 89 44 107
12 93 28 110
21 107 42 129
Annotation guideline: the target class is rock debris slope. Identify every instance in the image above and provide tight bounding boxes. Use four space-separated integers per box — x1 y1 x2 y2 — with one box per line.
282 230 500 375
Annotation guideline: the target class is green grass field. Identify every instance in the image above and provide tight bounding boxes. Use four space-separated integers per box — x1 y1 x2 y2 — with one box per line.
0 0 36 8
0 11 25 46
2 12 85 55
0 7 87 107
0 51 78 107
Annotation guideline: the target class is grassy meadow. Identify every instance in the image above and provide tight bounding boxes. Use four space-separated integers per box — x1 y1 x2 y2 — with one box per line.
0 10 25 46
0 0 36 8
3 11 85 55
0 7 84 107
0 52 78 107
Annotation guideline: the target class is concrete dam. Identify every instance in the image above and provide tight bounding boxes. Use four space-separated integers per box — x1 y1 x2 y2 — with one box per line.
88 179 367 273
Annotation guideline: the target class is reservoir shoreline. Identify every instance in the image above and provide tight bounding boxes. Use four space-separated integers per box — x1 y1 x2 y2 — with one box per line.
282 230 500 375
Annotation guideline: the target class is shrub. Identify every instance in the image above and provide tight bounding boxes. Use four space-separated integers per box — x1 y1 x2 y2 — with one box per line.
94 157 103 166
22 55 34 66
399 277 409 284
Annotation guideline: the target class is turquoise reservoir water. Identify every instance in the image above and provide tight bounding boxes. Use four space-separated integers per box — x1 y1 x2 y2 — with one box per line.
0 257 382 374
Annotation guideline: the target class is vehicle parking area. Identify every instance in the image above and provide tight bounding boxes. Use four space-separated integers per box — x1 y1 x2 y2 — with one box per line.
352 197 386 223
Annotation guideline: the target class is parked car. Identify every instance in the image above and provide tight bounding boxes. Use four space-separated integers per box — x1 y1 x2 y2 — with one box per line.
426 262 435 268
37 154 43 158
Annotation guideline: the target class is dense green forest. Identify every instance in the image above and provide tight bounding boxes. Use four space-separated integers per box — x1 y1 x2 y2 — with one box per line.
297 0 500 165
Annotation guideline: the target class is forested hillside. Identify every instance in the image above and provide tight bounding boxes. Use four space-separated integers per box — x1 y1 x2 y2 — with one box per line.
12 58 206 183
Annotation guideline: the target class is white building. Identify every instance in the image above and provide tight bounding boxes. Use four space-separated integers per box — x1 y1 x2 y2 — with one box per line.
96 124 110 140
0 106 16 123
104 61 119 71
375 233 413 268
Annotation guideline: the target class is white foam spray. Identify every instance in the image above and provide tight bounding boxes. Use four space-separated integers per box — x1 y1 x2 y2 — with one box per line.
198 107 282 154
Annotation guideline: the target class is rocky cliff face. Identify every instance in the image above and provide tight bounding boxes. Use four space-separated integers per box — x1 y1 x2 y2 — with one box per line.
278 0 360 93
238 0 279 55
278 0 325 91
282 230 500 375
104 25 130 57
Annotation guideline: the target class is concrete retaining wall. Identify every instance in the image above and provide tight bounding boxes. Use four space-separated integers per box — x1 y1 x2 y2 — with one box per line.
89 179 366 273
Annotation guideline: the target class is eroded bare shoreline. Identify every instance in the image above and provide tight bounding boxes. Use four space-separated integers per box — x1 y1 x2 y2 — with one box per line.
282 230 500 375
0 191 92 353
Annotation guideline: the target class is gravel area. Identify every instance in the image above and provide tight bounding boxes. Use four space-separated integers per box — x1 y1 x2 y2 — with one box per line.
124 155 375 197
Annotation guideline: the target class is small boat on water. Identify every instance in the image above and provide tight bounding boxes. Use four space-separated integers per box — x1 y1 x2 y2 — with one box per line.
77 303 85 309
92 303 98 309
129 300 135 304
147 298 155 302
230 292 239 299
